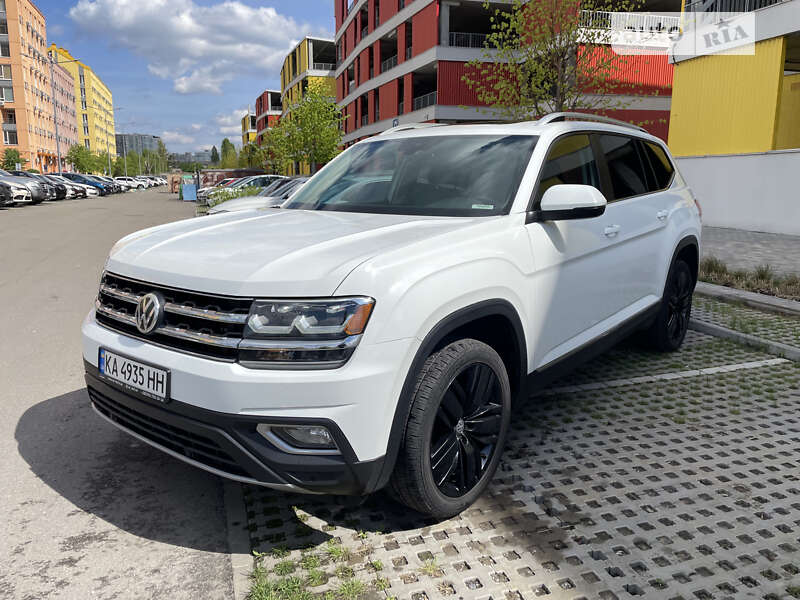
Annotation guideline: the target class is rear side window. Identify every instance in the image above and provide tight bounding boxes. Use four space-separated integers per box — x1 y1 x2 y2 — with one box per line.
598 135 649 201
641 142 675 191
535 134 600 205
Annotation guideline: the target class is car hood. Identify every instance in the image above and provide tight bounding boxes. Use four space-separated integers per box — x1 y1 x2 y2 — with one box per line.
0 175 39 187
106 209 485 296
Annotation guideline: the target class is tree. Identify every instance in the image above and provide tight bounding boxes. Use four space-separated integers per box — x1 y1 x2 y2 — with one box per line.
1 149 27 170
238 142 265 169
156 139 169 174
66 145 94 173
282 80 344 173
125 151 141 176
259 127 292 174
219 138 237 168
463 0 642 121
210 145 220 165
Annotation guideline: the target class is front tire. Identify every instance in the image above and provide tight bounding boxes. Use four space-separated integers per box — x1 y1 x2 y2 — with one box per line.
644 259 694 352
389 339 511 519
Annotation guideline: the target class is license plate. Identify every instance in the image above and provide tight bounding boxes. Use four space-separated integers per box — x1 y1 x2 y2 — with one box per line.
99 348 170 402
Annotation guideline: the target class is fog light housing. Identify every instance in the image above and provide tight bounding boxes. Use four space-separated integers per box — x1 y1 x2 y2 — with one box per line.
257 423 338 453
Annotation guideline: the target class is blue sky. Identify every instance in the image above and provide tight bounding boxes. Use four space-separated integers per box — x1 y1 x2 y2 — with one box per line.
38 0 335 153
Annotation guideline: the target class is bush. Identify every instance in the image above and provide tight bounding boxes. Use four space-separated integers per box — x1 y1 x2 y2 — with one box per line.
207 185 261 208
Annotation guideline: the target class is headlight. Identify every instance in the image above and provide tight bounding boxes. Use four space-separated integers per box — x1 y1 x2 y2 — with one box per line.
239 297 374 368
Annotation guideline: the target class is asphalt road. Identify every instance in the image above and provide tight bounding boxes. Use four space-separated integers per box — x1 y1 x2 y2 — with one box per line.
0 191 235 599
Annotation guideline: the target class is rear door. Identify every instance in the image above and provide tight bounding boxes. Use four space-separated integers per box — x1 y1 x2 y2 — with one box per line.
594 134 673 309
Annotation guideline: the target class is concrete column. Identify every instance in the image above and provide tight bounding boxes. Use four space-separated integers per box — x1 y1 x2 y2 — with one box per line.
440 2 451 46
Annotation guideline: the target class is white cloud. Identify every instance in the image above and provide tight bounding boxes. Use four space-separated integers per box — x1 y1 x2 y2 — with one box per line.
214 108 248 137
69 0 321 95
161 130 196 144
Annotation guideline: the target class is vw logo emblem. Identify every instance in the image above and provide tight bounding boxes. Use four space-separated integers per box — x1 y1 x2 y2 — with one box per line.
135 292 163 334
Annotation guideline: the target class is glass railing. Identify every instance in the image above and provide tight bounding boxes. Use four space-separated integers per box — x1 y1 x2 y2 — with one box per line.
578 10 680 32
312 62 336 71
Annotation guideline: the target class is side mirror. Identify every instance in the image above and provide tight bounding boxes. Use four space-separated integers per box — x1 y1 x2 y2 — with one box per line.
527 184 607 223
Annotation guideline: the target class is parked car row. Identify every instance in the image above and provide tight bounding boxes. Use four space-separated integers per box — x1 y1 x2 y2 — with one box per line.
207 176 309 214
198 174 286 202
0 173 167 207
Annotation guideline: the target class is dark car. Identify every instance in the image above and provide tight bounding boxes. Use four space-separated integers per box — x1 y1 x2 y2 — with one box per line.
44 174 84 198
0 181 15 207
10 171 67 200
59 173 110 196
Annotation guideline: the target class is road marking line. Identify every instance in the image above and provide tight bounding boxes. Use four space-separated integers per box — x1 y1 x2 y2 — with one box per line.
539 358 789 396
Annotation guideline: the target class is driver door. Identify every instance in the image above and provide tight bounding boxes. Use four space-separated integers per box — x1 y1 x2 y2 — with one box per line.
524 133 628 370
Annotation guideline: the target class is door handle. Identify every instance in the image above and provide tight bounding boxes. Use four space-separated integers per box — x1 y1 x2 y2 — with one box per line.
657 210 669 221
604 224 620 237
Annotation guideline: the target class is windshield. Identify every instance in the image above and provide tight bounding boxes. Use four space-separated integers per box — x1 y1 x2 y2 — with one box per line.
284 134 537 217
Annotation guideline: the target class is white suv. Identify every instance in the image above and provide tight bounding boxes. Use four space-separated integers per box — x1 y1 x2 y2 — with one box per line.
82 114 701 518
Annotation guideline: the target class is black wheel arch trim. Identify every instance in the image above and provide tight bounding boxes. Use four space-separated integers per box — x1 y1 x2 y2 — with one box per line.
667 234 700 292
372 299 527 493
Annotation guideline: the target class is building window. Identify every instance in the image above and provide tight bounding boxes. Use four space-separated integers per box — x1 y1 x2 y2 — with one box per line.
0 64 10 80
84 139 90 149
3 130 17 145
0 85 12 102
0 42 9 58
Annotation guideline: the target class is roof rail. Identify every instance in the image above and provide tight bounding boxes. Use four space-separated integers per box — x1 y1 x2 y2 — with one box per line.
537 112 647 133
378 122 444 136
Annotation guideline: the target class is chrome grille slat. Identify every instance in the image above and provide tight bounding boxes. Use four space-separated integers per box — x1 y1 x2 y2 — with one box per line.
95 272 251 360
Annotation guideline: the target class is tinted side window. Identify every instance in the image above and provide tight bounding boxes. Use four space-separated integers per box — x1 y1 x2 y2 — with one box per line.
598 135 649 201
641 142 675 191
535 134 600 205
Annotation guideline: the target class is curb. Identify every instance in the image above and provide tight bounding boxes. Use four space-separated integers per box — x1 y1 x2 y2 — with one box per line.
689 318 800 362
224 481 253 600
695 281 800 317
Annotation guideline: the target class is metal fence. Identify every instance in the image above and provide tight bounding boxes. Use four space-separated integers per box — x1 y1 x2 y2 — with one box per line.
412 91 437 111
380 54 398 73
579 10 680 32
449 31 488 48
312 62 335 71
684 0 787 11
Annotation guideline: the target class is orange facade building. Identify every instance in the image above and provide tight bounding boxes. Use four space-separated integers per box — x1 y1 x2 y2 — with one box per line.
0 0 77 171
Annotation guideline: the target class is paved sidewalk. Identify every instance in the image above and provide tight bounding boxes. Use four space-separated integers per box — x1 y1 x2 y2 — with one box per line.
702 226 800 277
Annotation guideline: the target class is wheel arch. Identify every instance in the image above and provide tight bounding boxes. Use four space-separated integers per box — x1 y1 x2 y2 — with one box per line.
370 299 527 493
670 234 700 288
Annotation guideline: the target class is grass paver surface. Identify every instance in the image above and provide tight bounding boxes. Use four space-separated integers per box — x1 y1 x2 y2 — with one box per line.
693 296 800 349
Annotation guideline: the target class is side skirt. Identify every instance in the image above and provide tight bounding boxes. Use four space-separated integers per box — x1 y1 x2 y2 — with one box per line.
526 303 660 395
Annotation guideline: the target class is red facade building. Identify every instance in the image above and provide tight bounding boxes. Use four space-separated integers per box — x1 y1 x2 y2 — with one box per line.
254 89 282 144
334 0 674 143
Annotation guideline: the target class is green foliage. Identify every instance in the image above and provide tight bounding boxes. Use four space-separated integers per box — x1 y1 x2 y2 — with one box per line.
278 79 344 173
220 138 238 168
210 145 220 164
463 0 643 120
239 142 265 169
207 185 261 208
2 148 28 170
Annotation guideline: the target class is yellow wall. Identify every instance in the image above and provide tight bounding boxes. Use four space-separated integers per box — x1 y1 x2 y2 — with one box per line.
775 73 800 150
668 37 786 156
50 44 116 159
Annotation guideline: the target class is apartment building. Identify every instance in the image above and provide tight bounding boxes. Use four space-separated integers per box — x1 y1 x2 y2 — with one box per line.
0 0 75 171
280 36 337 116
49 44 115 157
241 110 256 146
334 0 677 144
254 88 281 144
115 133 161 155
50 60 79 165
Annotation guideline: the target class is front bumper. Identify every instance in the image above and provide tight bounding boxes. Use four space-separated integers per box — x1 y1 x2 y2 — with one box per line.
82 310 418 494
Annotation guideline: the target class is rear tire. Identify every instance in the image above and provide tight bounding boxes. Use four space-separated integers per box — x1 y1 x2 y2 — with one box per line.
389 339 511 519
643 259 694 352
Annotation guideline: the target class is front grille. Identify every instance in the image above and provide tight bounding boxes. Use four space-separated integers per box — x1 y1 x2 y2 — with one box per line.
95 272 253 360
89 387 251 478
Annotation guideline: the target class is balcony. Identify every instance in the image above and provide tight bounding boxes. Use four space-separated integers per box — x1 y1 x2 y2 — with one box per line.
684 0 787 12
412 91 437 111
578 10 680 32
381 54 398 73
449 32 488 48
312 62 336 71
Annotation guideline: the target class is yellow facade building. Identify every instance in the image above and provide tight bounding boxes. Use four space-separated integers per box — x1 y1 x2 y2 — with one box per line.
49 44 115 158
241 111 256 146
279 36 336 174
668 5 800 156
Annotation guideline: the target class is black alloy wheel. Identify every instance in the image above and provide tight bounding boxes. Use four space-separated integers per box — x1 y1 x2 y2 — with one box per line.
430 362 503 497
666 262 693 346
